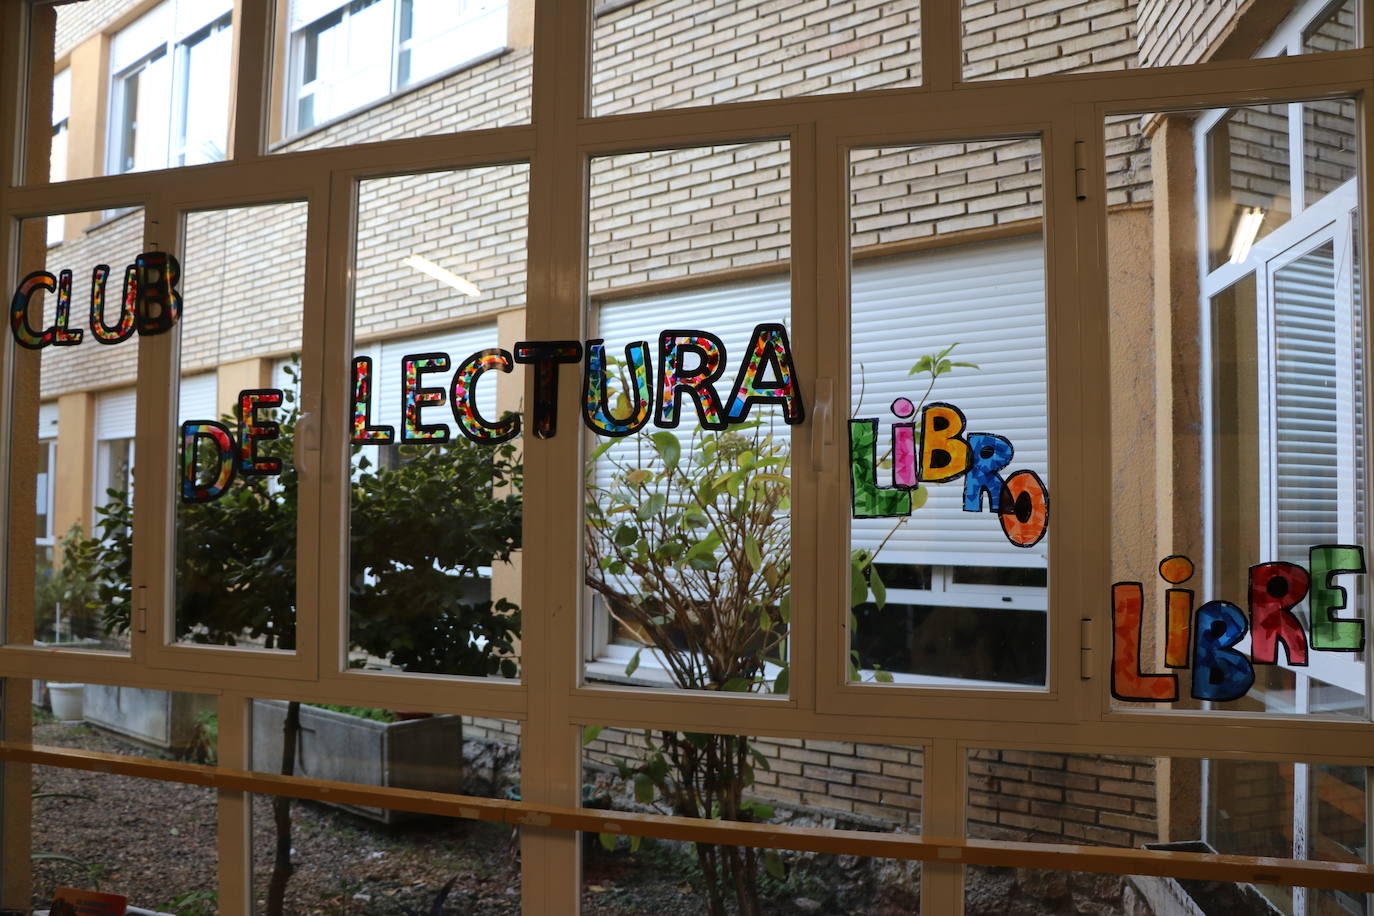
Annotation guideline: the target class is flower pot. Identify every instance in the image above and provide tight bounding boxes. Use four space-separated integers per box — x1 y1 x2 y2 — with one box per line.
47 682 85 721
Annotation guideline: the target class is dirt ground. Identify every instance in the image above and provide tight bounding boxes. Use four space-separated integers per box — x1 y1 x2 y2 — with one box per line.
28 721 900 915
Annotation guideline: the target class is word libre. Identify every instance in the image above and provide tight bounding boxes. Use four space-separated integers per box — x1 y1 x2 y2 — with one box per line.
849 399 1049 549
1112 550 1367 703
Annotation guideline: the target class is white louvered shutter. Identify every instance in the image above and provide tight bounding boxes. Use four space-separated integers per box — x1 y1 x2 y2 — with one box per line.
850 237 1048 569
95 389 138 441
1272 241 1345 564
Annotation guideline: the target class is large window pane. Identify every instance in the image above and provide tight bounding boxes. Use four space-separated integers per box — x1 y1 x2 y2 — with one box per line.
250 700 520 911
591 1 920 116
847 140 1049 688
8 210 145 653
175 203 309 651
583 142 794 694
30 689 218 910
582 725 921 913
1106 103 1367 719
347 165 528 680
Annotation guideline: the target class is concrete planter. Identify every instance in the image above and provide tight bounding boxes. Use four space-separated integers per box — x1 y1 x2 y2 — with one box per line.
83 685 217 754
250 699 464 824
47 683 85 721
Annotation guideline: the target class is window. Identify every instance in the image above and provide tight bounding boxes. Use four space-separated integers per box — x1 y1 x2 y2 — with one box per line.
107 1 232 174
5 0 1372 911
288 0 507 133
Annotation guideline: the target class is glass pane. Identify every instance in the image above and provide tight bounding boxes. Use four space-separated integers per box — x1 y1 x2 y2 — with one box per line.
583 142 794 694
1107 104 1367 720
1207 104 1293 272
966 748 1369 915
175 203 308 651
274 0 529 150
31 689 218 910
348 165 528 679
250 700 520 911
51 1 234 178
591 0 920 116
8 210 145 652
847 139 1049 688
583 725 921 912
962 0 1358 81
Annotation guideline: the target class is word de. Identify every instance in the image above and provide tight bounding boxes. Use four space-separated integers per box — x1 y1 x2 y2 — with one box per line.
849 399 1049 548
1112 549 1366 703
351 323 803 445
180 389 285 502
9 254 182 348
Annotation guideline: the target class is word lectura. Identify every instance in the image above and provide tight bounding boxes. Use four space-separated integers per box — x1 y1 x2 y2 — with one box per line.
181 325 804 502
849 397 1049 549
1112 550 1367 703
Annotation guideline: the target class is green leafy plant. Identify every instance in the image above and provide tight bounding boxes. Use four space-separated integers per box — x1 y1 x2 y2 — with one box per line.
584 419 789 916
160 888 217 916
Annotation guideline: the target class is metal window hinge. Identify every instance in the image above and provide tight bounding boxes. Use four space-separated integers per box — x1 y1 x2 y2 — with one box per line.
1079 617 1093 679
1073 140 1088 201
135 585 148 634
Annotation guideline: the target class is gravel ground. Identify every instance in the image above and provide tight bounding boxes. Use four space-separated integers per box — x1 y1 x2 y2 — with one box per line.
29 721 903 915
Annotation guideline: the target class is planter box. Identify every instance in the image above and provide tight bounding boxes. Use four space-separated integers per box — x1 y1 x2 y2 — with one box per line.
250 699 464 824
83 685 216 753
1130 842 1285 916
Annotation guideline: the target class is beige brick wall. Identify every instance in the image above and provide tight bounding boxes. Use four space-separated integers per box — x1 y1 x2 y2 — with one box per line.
962 0 1138 80
1136 0 1245 68
968 749 1158 848
54 0 135 61
591 0 921 115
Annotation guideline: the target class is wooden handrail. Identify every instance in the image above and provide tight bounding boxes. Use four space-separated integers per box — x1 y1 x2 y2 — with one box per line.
4 742 1371 893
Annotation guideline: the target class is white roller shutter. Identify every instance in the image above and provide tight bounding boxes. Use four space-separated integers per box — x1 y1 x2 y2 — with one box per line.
38 403 59 439
593 274 792 492
1272 241 1342 564
95 388 138 441
178 373 218 424
851 237 1048 569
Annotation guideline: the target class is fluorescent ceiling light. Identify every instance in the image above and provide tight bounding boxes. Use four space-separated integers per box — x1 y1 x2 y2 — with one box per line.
1227 207 1265 265
402 254 481 297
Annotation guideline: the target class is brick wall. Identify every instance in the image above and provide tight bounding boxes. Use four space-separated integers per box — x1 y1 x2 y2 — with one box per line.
1136 0 1246 68
590 0 922 115
968 749 1158 848
962 0 1138 80
54 0 132 60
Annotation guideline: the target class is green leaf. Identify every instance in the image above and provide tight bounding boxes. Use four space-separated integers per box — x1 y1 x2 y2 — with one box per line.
951 361 980 369
634 772 654 804
722 677 752 692
599 832 618 852
583 725 604 745
911 485 929 510
625 649 641 677
874 669 894 683
613 523 639 547
744 535 763 571
750 803 774 820
772 665 789 694
589 440 616 463
629 834 642 853
850 558 869 607
649 431 681 471
778 594 790 623
635 492 667 521
870 564 886 610
764 850 785 880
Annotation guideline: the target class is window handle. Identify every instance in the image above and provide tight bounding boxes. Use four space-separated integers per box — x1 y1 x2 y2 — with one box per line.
294 411 320 478
811 377 834 473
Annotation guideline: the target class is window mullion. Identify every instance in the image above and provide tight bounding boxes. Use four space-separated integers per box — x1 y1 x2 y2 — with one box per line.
230 0 272 161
